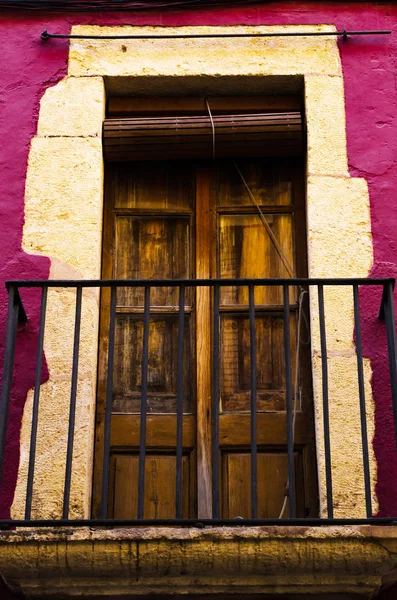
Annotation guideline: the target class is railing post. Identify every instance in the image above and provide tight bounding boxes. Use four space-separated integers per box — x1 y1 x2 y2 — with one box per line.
249 284 257 519
352 284 372 518
382 281 397 458
25 286 48 520
138 284 150 520
100 284 117 519
283 284 296 518
0 285 20 491
318 284 333 518
212 284 220 519
175 284 185 519
63 285 82 519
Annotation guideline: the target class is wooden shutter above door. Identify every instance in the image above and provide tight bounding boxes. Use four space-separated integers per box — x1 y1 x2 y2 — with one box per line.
103 96 303 161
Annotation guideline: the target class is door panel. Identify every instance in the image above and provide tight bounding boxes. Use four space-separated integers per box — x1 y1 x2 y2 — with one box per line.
113 314 192 414
115 215 190 306
222 452 304 518
110 453 191 519
219 213 294 305
215 160 293 207
110 414 196 448
220 314 296 412
218 413 308 446
113 162 194 210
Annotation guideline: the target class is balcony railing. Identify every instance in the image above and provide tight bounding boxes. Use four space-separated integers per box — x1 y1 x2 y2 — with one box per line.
1 277 397 527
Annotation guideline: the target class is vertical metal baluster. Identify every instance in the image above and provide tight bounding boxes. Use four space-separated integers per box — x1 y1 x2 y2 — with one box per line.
318 284 333 518
283 284 295 518
353 284 372 518
100 285 117 519
176 285 185 519
63 285 82 520
25 286 48 520
0 286 20 491
212 284 220 519
138 285 150 520
249 284 257 518
383 281 397 458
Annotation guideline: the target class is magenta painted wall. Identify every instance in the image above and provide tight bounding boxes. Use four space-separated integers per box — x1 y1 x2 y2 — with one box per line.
1 1 397 518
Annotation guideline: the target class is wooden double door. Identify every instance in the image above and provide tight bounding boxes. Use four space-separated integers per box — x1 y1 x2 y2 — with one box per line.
93 158 317 519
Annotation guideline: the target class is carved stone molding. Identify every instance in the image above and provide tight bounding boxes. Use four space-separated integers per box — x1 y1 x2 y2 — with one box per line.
1 526 397 598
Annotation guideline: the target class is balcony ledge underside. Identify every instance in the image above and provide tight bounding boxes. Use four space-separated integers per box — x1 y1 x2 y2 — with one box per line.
1 525 397 599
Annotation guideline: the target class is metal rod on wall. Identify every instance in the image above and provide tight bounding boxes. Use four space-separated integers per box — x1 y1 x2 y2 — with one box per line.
40 29 392 41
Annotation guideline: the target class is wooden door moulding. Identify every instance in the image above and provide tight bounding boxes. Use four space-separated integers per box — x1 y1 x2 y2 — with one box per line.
195 167 213 517
107 95 302 117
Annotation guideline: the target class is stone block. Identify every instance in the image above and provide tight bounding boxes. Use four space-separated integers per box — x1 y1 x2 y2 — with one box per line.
23 136 104 279
37 77 105 138
68 25 342 79
305 75 349 176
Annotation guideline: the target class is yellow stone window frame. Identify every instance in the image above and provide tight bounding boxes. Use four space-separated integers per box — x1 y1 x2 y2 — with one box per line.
14 24 374 519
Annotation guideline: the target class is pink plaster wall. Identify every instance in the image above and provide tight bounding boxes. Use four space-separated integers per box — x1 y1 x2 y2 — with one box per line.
1 1 397 518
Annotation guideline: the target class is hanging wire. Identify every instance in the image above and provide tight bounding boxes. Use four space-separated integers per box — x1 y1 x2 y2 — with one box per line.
232 161 295 278
205 98 216 160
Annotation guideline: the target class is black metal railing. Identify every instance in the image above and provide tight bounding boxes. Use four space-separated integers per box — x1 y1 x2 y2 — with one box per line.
1 277 397 527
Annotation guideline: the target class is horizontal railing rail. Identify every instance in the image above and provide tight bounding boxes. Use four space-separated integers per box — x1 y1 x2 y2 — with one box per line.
5 277 397 288
0 277 396 528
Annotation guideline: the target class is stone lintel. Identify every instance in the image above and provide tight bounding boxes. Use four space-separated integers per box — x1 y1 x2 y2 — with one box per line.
0 526 396 598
